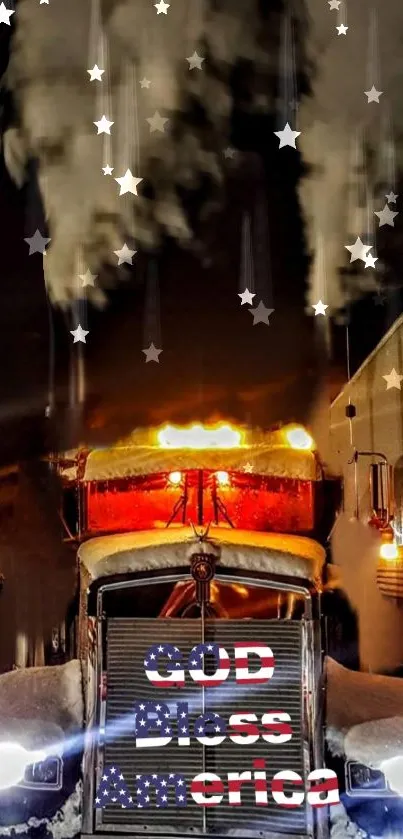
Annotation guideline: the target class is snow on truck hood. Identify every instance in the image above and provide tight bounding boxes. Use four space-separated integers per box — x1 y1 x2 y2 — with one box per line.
78 526 325 583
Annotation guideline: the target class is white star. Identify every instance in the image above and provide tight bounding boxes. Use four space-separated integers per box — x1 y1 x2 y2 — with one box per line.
223 147 236 159
238 288 255 306
248 301 275 325
143 343 162 363
364 252 378 269
312 300 328 316
114 169 143 196
94 115 114 135
386 192 398 203
87 65 104 82
79 269 97 288
274 123 301 150
344 237 372 263
374 203 398 227
24 229 51 255
140 78 151 89
114 243 136 266
383 369 403 390
186 51 205 70
102 164 114 176
0 2 14 22
244 462 253 472
328 0 341 8
70 325 89 344
154 0 169 13
336 24 348 35
146 111 168 133
365 85 383 103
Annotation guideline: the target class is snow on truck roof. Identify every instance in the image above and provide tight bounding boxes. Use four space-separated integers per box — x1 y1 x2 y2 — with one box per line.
78 526 325 583
80 443 319 482
60 424 320 482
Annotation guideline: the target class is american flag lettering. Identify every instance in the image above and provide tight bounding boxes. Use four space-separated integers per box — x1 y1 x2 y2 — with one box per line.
271 771 305 809
188 642 230 687
94 639 339 813
135 773 187 808
95 764 339 810
190 772 224 806
144 643 185 687
307 769 340 808
176 701 190 746
193 711 227 745
233 642 275 685
134 700 173 748
95 765 135 809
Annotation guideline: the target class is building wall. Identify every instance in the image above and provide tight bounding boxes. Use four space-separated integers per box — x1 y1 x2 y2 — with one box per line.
330 315 403 673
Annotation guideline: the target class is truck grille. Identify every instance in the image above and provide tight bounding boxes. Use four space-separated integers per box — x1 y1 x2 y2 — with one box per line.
100 618 309 836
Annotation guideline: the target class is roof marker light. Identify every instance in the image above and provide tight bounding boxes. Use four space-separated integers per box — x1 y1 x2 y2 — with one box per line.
284 426 315 451
157 423 243 449
168 471 183 486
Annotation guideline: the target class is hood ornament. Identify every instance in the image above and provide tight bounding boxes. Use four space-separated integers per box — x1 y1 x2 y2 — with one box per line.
187 521 219 614
190 521 212 542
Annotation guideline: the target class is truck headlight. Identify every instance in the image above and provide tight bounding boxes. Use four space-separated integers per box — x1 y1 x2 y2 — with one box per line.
380 756 403 796
0 742 46 791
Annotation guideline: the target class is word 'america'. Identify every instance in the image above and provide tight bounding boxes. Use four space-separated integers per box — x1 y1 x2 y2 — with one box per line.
95 762 340 809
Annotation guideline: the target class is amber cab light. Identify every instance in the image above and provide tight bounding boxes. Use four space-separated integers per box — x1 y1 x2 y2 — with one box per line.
380 542 399 561
283 425 315 451
168 471 183 486
215 471 230 487
157 423 243 449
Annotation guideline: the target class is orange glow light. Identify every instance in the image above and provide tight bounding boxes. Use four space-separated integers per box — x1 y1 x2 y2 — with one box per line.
216 470 230 486
168 471 183 486
157 423 243 449
283 425 315 451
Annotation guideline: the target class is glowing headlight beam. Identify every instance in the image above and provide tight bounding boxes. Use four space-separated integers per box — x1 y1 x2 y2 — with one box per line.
0 742 46 790
22 673 302 767
380 755 403 796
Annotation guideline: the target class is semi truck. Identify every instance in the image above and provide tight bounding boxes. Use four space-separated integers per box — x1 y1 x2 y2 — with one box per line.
1 420 403 839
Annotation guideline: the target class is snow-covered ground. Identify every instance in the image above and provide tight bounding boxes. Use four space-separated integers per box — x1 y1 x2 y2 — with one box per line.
0 782 81 839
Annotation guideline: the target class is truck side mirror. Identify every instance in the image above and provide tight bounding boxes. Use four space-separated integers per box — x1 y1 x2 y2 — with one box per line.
370 461 393 525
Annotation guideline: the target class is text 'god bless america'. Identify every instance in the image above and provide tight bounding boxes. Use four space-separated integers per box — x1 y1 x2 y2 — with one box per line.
96 641 339 810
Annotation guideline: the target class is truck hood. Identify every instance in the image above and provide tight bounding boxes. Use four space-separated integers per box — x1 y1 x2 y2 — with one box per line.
78 526 326 584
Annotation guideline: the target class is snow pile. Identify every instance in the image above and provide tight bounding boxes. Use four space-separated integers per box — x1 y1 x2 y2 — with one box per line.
0 660 84 734
326 657 403 732
330 802 367 839
0 780 82 839
344 717 403 769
